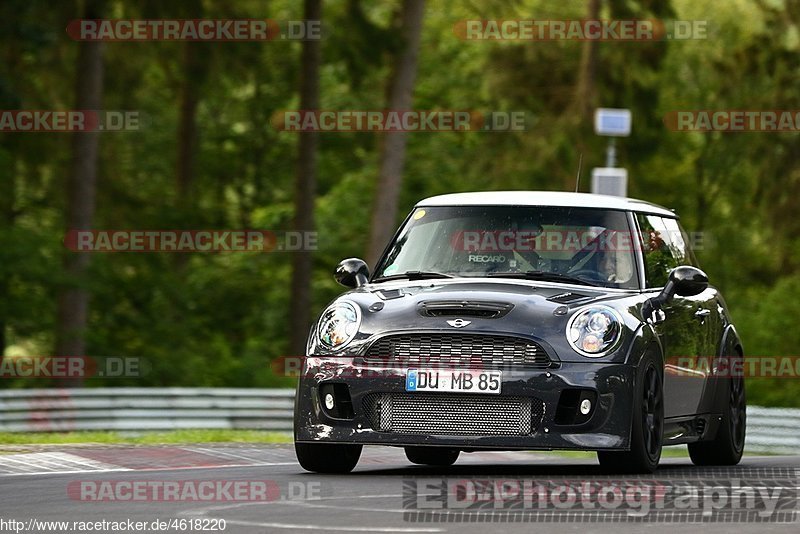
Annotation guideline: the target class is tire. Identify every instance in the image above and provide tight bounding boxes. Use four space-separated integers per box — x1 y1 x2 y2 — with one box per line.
295 442 362 473
688 355 746 466
405 447 460 466
597 353 664 474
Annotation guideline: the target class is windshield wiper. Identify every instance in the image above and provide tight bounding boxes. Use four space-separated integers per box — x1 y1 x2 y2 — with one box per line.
373 270 456 282
486 270 599 287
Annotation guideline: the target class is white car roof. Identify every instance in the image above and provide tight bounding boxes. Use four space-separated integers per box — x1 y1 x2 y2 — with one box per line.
415 191 676 218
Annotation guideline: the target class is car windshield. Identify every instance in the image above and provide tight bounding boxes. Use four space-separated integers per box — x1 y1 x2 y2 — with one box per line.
373 205 639 289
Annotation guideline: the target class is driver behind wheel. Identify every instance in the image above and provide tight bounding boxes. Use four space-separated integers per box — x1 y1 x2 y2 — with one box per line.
597 233 634 284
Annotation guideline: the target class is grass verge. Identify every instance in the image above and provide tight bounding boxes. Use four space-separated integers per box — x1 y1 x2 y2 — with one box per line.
0 430 293 446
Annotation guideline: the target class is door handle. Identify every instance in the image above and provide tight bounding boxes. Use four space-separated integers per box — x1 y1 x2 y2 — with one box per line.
694 308 711 319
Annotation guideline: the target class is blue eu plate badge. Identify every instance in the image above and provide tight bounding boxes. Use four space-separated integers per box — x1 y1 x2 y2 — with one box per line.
406 369 418 391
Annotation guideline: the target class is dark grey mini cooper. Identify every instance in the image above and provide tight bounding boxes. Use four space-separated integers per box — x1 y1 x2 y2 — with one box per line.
294 192 746 474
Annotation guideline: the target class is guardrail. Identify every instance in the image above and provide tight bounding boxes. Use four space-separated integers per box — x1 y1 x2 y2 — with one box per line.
0 388 294 433
0 388 797 454
744 405 800 455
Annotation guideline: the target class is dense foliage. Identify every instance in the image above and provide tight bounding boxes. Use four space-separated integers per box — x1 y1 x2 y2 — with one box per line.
1 0 799 405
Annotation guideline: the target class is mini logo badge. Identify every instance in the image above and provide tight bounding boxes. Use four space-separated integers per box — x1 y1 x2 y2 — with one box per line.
446 318 471 328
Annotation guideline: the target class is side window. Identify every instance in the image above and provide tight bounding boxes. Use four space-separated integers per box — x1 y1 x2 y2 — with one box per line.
637 214 693 288
661 217 700 268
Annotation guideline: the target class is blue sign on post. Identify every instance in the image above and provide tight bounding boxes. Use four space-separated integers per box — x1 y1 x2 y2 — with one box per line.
594 108 632 137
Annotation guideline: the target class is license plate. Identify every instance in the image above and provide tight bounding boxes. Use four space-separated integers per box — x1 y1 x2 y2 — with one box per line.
405 369 502 394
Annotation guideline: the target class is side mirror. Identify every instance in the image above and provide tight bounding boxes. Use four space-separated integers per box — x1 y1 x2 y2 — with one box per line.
670 265 709 297
643 266 708 319
335 258 370 288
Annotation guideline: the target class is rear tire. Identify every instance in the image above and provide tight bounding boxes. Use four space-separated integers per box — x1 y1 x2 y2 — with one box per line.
405 447 460 466
689 355 746 466
597 353 663 474
295 442 362 473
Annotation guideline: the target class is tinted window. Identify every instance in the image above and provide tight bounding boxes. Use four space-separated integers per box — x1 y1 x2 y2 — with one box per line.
637 214 697 288
375 206 639 289
662 217 699 267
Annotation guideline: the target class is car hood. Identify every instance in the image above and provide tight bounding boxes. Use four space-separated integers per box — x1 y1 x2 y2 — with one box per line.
320 278 646 362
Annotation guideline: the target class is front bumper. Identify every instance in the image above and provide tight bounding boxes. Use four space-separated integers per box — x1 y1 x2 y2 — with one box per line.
294 356 636 451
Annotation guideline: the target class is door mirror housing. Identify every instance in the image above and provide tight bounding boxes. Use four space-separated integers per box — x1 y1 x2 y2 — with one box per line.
335 258 370 288
670 265 709 297
643 266 708 319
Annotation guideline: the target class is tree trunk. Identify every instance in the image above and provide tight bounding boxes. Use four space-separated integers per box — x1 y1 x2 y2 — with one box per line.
0 155 13 358
574 0 600 121
366 0 425 267
176 43 200 209
288 0 323 356
569 0 600 190
55 0 105 384
175 0 208 214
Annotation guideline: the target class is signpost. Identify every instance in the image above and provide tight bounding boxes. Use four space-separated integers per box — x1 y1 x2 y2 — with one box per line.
592 108 631 197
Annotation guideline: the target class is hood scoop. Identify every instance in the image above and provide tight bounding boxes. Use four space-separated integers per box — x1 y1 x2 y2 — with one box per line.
418 300 514 319
374 288 405 300
547 292 593 304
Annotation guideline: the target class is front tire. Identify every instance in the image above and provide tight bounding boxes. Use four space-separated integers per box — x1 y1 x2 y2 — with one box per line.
295 442 362 473
688 356 746 466
597 353 664 473
405 447 460 466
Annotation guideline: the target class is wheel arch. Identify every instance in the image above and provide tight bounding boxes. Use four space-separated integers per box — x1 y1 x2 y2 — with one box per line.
701 323 745 428
624 321 664 368
719 324 744 358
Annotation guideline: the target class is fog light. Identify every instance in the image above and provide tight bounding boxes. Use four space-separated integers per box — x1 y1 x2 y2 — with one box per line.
579 398 592 415
324 393 335 410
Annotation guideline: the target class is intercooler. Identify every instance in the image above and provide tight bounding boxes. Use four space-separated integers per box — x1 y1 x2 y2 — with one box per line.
363 393 545 436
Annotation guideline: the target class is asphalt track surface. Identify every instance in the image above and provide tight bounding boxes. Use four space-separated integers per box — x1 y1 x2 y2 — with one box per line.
0 444 797 533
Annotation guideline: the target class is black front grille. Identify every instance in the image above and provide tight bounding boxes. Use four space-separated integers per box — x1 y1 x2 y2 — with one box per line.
363 393 545 436
362 333 551 368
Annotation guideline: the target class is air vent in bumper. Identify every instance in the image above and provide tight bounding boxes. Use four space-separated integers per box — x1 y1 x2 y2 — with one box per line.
363 393 545 436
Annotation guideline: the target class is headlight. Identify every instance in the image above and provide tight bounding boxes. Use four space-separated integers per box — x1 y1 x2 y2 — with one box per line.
567 306 623 357
317 301 361 350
